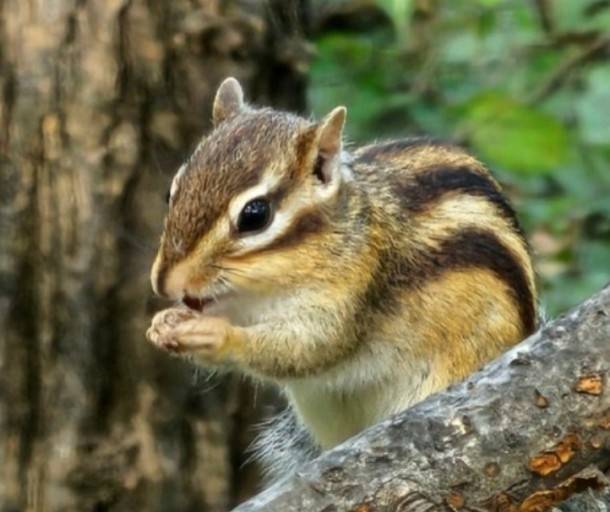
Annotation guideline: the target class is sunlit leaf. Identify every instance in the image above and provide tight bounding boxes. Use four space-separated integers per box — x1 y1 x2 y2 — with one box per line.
375 0 413 41
460 93 570 173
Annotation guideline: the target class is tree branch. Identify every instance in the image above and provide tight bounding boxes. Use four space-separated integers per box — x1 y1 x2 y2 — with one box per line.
234 285 610 511
528 34 610 104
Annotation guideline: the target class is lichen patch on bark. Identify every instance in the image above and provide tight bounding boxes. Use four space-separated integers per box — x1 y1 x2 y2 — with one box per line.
575 373 604 396
528 433 580 476
519 467 608 512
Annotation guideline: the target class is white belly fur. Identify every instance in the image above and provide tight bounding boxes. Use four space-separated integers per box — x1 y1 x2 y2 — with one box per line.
285 351 433 449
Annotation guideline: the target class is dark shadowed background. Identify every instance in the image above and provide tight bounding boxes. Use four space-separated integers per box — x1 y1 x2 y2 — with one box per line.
1 1 609 511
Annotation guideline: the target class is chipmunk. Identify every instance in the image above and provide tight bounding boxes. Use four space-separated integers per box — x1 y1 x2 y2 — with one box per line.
146 77 537 479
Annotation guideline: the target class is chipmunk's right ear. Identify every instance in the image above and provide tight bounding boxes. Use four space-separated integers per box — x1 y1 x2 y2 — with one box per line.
310 106 346 196
213 77 244 126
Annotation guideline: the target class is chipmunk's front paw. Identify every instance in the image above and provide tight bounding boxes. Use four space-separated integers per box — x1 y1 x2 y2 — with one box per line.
146 307 199 351
170 316 236 361
146 308 240 364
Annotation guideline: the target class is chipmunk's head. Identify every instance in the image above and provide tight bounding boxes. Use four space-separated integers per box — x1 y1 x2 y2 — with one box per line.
151 77 349 309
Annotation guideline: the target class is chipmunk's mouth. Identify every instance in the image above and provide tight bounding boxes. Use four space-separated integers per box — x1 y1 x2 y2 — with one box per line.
182 289 234 312
182 295 213 312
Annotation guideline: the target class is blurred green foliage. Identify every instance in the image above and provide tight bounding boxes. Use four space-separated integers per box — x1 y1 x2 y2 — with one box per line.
309 0 610 316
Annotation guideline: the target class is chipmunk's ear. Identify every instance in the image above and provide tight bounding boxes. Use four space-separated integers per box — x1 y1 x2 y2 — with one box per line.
312 106 347 189
213 77 244 126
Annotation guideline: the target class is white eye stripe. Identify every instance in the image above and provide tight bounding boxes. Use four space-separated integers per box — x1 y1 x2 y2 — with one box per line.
224 172 308 255
231 194 309 256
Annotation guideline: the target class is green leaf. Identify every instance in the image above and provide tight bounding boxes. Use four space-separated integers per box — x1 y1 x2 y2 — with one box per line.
460 93 569 173
575 66 610 146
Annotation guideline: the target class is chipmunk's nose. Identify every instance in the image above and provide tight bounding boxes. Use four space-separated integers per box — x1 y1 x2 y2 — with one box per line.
151 255 198 301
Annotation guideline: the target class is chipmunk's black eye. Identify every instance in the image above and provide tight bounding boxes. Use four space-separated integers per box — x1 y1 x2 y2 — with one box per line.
237 198 272 234
165 189 171 205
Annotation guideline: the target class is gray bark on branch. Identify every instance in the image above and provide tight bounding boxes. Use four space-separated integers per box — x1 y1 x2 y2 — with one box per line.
235 285 610 512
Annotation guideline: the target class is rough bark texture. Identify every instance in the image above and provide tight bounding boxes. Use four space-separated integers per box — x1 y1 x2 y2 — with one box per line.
235 285 610 512
0 1 309 510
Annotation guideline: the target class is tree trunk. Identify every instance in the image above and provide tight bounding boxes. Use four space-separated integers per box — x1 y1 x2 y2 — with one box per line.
0 1 310 510
235 285 610 512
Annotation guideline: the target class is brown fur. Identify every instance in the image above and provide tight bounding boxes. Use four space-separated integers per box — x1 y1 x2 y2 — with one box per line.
155 110 537 368
149 84 537 454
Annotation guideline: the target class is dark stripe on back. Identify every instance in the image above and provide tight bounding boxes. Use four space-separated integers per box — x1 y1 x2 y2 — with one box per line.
396 165 525 241
356 138 451 162
362 228 536 336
